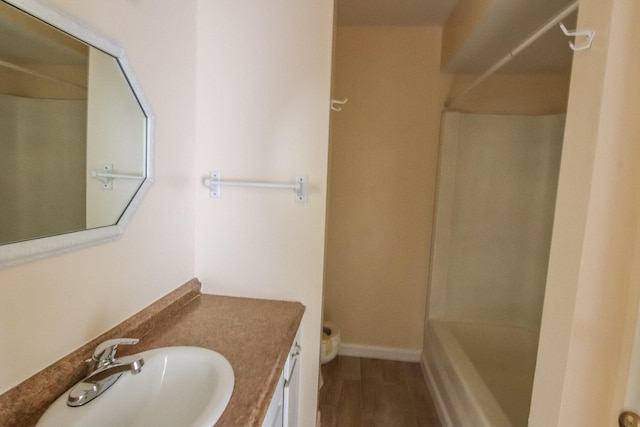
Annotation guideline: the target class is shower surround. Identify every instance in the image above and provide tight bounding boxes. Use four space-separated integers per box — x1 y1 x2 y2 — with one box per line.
423 112 565 427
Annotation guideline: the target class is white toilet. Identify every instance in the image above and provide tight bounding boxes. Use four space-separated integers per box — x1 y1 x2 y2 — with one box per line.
320 321 341 364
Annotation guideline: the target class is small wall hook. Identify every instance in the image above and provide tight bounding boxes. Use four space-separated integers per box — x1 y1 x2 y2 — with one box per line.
330 98 348 112
559 22 595 52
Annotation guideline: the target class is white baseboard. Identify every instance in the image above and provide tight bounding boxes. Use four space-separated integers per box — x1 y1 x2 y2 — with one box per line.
337 343 421 362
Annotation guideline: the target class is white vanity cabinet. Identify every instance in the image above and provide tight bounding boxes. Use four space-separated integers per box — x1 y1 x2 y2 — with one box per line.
262 328 301 427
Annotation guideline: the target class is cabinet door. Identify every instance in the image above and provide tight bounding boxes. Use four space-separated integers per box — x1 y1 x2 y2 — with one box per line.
283 331 301 427
262 327 301 427
262 374 284 427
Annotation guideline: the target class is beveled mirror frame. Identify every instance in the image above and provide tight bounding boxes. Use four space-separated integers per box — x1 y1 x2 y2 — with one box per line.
0 0 154 268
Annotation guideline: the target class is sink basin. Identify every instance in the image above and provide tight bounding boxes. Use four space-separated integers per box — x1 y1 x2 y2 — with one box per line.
36 346 234 427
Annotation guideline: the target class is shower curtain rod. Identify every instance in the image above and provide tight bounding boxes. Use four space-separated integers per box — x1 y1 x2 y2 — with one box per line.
445 0 579 109
0 59 87 92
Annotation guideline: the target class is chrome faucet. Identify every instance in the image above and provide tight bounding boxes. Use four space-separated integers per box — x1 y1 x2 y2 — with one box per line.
67 338 145 407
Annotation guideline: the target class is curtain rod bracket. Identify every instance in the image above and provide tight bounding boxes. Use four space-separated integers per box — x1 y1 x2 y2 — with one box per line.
559 22 595 52
330 98 348 112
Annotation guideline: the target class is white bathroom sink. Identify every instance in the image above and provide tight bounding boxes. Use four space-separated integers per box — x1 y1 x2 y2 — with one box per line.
36 346 234 427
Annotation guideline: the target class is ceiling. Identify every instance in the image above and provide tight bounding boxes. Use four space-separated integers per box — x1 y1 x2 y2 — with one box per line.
337 0 458 26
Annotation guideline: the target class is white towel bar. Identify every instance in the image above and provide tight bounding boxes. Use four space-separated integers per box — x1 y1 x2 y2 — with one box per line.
204 170 307 203
92 171 144 180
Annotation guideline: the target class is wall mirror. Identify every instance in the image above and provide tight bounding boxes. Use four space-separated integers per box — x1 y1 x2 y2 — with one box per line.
0 0 154 268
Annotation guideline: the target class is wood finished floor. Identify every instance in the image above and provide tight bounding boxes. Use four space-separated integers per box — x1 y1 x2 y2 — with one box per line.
319 356 443 427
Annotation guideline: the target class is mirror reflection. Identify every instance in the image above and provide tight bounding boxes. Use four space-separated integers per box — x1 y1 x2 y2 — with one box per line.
0 0 147 246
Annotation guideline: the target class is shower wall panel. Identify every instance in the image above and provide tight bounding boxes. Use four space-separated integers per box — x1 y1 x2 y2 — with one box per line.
0 94 86 243
429 112 565 330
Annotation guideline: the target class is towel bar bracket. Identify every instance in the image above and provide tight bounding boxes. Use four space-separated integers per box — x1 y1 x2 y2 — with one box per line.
95 164 114 190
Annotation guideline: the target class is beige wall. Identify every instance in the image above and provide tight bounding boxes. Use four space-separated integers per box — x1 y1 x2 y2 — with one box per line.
0 0 197 394
193 1 334 425
449 73 571 114
324 26 452 352
530 0 640 425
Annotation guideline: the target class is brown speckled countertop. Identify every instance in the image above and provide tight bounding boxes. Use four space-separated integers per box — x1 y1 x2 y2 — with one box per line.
0 279 305 427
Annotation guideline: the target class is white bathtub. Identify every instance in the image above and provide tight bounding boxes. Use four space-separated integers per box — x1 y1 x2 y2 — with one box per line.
422 320 539 427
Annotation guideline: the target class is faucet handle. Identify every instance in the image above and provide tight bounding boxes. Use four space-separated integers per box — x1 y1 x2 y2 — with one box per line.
90 338 139 367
